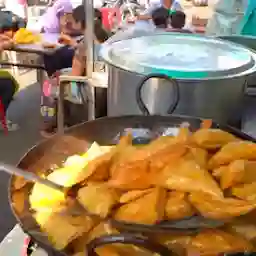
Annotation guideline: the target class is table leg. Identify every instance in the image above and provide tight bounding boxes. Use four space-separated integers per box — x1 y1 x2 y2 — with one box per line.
57 82 65 134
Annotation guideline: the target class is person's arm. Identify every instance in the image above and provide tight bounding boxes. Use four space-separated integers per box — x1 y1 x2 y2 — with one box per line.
71 41 86 76
0 34 13 51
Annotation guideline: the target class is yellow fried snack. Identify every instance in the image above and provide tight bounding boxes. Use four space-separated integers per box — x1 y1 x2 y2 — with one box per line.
212 165 227 178
156 159 223 198
77 183 119 218
232 182 256 201
119 188 154 204
219 160 246 190
242 161 256 183
189 193 256 220
14 28 41 44
165 191 194 220
12 176 27 190
189 229 252 255
35 211 94 250
155 233 191 256
192 129 238 149
208 141 256 169
225 217 256 243
184 147 208 169
115 187 166 225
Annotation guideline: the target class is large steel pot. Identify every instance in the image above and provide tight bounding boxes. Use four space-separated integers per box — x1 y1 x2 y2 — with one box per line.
101 32 256 126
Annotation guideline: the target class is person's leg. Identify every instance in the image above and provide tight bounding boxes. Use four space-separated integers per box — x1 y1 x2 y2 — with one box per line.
0 78 16 113
43 46 75 77
0 77 19 131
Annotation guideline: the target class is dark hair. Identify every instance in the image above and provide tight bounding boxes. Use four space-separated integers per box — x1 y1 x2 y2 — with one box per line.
72 6 109 43
151 7 169 29
170 11 186 29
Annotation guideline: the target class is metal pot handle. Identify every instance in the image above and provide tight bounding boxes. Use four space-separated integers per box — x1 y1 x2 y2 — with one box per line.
86 234 172 256
136 74 180 116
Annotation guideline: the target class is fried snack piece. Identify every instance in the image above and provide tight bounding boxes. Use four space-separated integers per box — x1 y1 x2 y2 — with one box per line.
225 218 256 242
212 166 227 178
119 188 154 204
114 187 166 225
184 147 208 169
35 211 94 250
188 229 252 255
155 233 191 256
242 161 256 183
208 141 256 169
219 160 246 190
110 136 187 187
189 193 256 220
232 182 256 201
165 191 194 220
192 129 238 149
77 183 119 218
12 176 28 190
149 144 187 175
156 159 223 198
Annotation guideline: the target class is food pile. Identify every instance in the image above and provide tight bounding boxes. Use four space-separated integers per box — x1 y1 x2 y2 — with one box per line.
18 121 256 255
13 28 41 44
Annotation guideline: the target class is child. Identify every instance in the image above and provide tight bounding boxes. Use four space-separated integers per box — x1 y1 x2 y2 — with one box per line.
151 7 169 29
41 7 109 137
168 10 193 33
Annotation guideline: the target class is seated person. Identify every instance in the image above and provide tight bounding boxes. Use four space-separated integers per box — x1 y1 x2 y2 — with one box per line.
41 7 109 137
167 10 193 33
134 0 182 22
31 0 73 33
0 34 19 131
151 7 169 29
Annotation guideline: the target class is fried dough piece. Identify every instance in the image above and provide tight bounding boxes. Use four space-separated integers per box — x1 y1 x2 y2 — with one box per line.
119 188 154 204
114 187 166 225
219 160 246 190
87 222 119 242
212 166 227 178
165 191 194 220
232 182 256 201
77 183 119 218
184 147 208 169
208 141 256 169
243 161 256 183
188 229 252 255
192 129 238 150
189 193 256 220
225 218 256 242
149 144 187 174
109 158 151 190
156 159 223 198
155 233 191 256
35 211 94 250
13 176 28 190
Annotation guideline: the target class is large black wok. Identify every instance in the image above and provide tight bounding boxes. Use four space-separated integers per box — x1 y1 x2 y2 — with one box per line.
8 115 256 256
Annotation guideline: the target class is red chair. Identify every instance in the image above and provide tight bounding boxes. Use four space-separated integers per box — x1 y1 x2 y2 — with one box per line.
0 98 8 135
100 7 121 31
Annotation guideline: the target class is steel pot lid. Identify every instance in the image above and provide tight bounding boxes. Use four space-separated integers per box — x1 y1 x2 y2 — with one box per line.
101 33 256 80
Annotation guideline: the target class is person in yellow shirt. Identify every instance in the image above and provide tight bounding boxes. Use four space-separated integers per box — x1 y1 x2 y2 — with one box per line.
0 34 19 131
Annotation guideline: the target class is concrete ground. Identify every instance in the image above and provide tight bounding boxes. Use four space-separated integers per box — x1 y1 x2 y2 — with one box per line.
0 69 42 241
